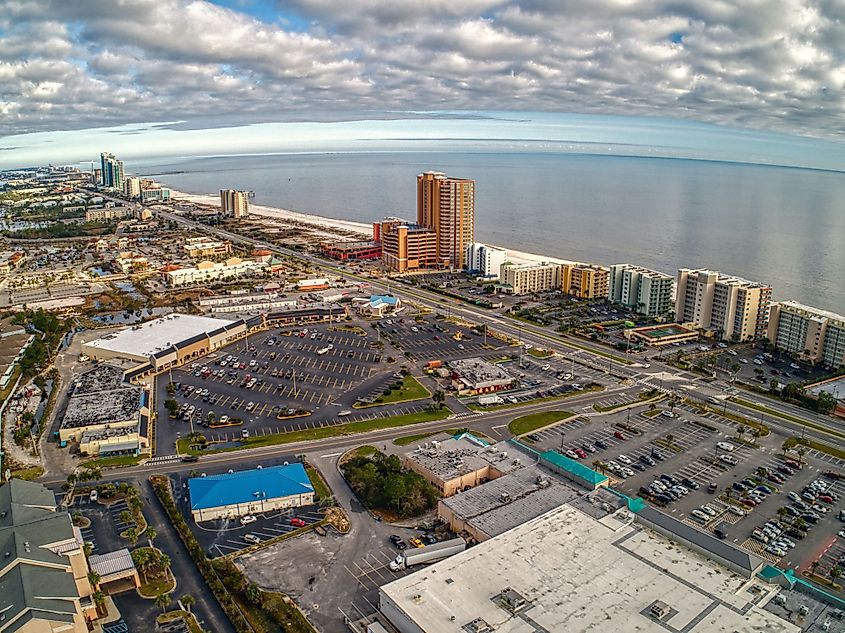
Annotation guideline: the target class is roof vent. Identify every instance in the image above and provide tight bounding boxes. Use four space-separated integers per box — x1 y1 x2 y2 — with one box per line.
494 587 528 614
499 492 511 504
464 618 492 633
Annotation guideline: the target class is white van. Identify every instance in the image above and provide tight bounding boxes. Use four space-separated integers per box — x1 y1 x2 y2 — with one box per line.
240 515 257 525
243 534 260 544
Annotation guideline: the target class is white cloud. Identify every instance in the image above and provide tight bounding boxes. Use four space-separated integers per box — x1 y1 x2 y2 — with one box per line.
0 0 843 139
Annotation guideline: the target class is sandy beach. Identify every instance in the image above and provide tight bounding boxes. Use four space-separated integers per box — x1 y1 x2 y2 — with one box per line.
170 190 578 266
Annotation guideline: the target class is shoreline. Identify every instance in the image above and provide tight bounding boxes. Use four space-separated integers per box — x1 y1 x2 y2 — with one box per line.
169 189 580 267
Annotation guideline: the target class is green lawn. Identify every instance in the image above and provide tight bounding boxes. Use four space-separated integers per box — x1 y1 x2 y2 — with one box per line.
178 407 452 455
10 466 44 481
731 397 845 440
527 348 554 359
80 454 146 469
354 375 430 407
508 410 574 436
783 437 845 461
305 464 331 502
393 427 491 446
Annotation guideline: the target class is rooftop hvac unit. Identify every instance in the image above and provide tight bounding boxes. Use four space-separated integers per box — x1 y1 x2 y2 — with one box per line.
499 492 511 503
431 440 440 449
466 619 493 633
536 476 550 488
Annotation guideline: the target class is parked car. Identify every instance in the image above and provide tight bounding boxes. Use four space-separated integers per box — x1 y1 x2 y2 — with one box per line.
614 431 626 440
290 517 306 528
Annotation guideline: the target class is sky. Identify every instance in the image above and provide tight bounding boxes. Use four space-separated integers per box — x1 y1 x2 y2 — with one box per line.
1 0 844 169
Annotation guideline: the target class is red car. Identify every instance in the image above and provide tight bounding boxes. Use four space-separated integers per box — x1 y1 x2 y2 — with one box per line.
818 495 834 504
824 471 842 481
614 431 626 440
574 448 587 459
290 517 306 527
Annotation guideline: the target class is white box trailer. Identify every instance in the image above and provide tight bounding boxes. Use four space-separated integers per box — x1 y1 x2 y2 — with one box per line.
478 394 503 406
389 537 466 571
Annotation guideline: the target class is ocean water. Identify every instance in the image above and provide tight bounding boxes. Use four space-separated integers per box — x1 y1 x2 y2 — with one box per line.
138 151 845 312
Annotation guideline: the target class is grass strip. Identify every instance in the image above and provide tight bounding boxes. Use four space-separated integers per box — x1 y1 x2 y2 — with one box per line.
178 407 452 455
731 397 845 440
508 410 574 436
304 464 331 502
353 375 430 408
393 427 491 446
783 437 845 461
80 454 146 469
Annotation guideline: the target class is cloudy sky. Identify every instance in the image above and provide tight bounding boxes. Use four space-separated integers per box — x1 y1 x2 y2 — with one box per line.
2 0 844 167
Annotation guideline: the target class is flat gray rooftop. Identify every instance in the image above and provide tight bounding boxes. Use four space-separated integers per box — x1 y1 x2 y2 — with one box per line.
62 387 141 429
405 437 523 482
380 504 798 633
441 463 581 539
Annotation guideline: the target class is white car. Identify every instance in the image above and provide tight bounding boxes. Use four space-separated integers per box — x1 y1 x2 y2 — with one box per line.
661 410 675 418
728 506 746 517
728 350 738 356
617 454 633 465
716 442 735 452
541 364 551 371
739 358 749 364
690 509 709 521
790 363 800 370
240 515 257 525
700 505 717 517
719 455 738 466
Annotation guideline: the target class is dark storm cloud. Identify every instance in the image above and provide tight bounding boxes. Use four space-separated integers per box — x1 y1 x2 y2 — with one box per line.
0 0 843 138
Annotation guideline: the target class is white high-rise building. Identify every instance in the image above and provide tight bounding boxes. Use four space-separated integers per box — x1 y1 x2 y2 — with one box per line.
767 301 845 368
464 243 507 278
608 264 674 316
500 262 561 295
675 269 771 341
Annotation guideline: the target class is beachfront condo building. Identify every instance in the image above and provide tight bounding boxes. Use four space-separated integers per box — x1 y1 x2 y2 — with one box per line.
100 152 124 189
220 189 249 219
417 171 475 269
608 264 675 316
123 175 141 198
465 242 508 279
675 269 771 341
500 261 562 295
562 264 610 299
379 218 438 273
767 301 845 368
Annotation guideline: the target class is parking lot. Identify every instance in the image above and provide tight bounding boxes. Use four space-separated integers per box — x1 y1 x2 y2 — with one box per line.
376 313 508 362
156 321 436 454
527 397 845 584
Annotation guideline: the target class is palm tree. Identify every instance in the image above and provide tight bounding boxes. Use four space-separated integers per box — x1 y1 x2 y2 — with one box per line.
180 594 195 613
831 566 842 585
431 390 446 409
157 553 171 576
797 448 807 462
87 571 101 589
810 560 821 576
119 510 133 525
666 433 675 447
144 526 157 543
154 591 171 613
92 590 106 615
751 428 762 445
83 542 94 557
131 548 153 581
125 527 139 547
736 425 746 441
777 507 788 521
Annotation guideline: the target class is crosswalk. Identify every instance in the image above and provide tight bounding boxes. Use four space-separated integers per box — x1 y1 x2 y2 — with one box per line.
147 454 180 465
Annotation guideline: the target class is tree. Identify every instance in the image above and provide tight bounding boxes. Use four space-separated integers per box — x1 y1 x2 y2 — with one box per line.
181 594 195 613
831 566 842 585
810 559 821 576
166 382 176 395
817 391 837 415
119 510 133 525
92 590 106 615
736 425 746 441
154 591 171 613
777 507 788 521
83 542 94 557
132 548 154 581
431 390 446 409
245 584 262 605
666 433 675 447
125 527 140 547
87 571 101 589
144 526 157 543
164 399 179 417
751 428 762 444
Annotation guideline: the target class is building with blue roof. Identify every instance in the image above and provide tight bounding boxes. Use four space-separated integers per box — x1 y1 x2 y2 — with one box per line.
188 463 315 522
353 294 402 317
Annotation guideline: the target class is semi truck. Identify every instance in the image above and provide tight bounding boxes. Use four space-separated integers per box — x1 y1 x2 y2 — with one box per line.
388 537 466 571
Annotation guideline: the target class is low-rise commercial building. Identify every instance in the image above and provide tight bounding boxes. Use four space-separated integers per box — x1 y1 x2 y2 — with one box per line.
352 295 402 318
767 301 845 368
378 218 438 273
81 313 245 372
295 278 330 291
59 364 144 448
561 263 609 299
114 253 149 274
183 237 232 258
87 549 140 594
625 323 699 347
0 479 95 632
379 502 781 633
401 433 522 497
79 425 140 457
676 268 771 341
448 357 515 395
464 243 507 279
188 463 315 522
320 239 382 261
139 181 170 203
608 263 675 316
198 292 297 314
163 257 267 287
499 261 561 295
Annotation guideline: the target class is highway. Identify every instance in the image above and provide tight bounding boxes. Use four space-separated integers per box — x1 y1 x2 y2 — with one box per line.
153 208 845 451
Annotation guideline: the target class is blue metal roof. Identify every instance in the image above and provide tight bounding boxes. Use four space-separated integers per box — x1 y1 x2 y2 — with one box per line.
188 463 314 511
370 295 398 307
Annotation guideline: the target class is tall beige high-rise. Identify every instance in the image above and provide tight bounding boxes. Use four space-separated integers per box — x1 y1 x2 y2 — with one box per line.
417 171 475 269
220 189 249 219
